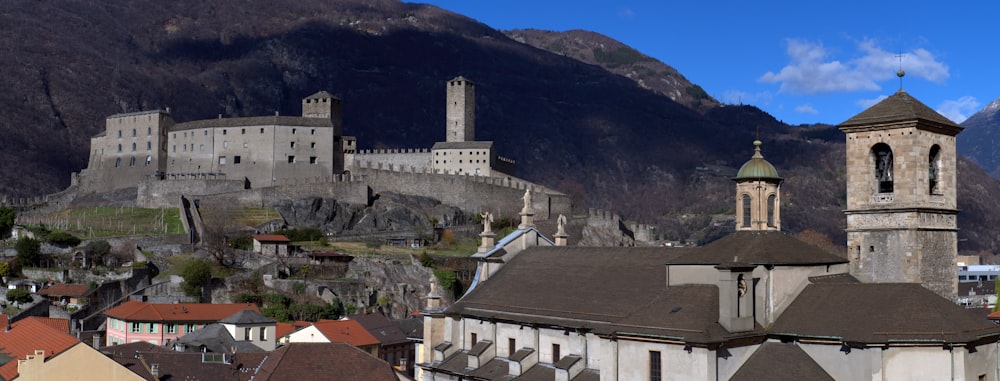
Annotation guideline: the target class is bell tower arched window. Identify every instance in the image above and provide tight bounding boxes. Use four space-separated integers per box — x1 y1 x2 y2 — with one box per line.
929 145 941 195
766 194 776 227
741 194 751 227
872 143 894 193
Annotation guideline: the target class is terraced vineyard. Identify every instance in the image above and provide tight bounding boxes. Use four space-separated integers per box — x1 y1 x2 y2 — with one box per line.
18 207 185 238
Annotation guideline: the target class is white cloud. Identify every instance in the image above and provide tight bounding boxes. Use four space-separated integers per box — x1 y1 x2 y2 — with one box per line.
618 8 635 18
795 104 818 115
760 39 949 95
719 90 773 105
856 95 888 109
936 96 980 123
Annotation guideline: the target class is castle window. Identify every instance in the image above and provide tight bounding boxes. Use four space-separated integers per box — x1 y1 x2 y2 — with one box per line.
183 132 187 138
741 194 751 227
234 156 241 164
288 156 296 163
145 156 152 166
200 144 204 152
132 129 136 137
204 130 207 136
223 141 228 148
115 158 121 168
118 130 122 138
183 144 186 152
241 128 245 135
172 145 176 152
872 143 893 193
129 157 135 167
311 129 315 135
223 129 227 135
117 144 122 153
929 145 942 195
260 128 264 134
292 128 297 134
767 194 776 227
311 142 316 148
219 156 226 165
131 143 136 152
290 142 296 148
309 156 317 164
147 141 152 150
147 127 151 136
649 351 662 381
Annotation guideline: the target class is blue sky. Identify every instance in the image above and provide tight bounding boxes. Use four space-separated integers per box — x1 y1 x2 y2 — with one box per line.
413 1 1000 126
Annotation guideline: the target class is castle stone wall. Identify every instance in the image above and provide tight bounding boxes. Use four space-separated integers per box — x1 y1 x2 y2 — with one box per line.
352 149 432 173
137 179 246 208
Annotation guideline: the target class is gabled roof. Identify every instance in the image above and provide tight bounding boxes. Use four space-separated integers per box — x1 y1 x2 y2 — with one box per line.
448 246 741 343
471 227 554 260
347 312 409 346
0 316 81 380
252 342 399 381
311 320 381 347
105 300 260 322
37 283 92 297
173 323 266 354
666 231 847 266
107 344 266 381
275 322 298 339
251 234 290 243
219 309 275 325
771 283 1000 344
838 90 963 136
730 341 834 381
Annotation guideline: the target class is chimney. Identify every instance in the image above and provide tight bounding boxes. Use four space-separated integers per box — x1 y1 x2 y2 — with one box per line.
151 363 159 379
716 263 755 333
92 334 101 349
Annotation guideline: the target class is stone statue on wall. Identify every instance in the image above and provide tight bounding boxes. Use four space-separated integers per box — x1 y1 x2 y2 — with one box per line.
556 214 567 236
522 188 532 211
481 212 494 234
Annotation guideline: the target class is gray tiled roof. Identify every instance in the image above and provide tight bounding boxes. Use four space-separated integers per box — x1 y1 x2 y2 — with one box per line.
432 141 494 150
771 283 1000 344
839 90 963 135
172 115 333 131
667 231 847 266
220 309 275 325
730 341 834 381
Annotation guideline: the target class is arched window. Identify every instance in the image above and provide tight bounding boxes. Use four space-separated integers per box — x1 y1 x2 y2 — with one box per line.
929 145 941 194
145 155 152 166
129 157 136 167
117 144 122 152
115 158 121 168
132 129 136 137
741 194 751 227
872 143 894 193
147 141 152 150
767 194 776 227
131 142 136 152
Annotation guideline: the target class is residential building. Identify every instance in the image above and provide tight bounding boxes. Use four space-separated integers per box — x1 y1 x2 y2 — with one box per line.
252 234 290 256
0 316 83 381
284 319 380 356
104 300 259 346
349 312 415 375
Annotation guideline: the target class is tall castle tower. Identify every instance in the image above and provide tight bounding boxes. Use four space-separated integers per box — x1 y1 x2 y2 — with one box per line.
733 140 782 231
302 91 343 137
446 76 475 142
838 90 963 300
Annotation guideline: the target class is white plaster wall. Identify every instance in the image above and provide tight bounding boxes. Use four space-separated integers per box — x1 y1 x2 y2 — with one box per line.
800 343 881 380
716 344 759 380
285 325 330 343
496 322 538 357
538 327 584 364
666 265 717 286
585 334 616 379
883 346 953 381
432 148 493 176
462 317 497 349
963 344 998 381
617 340 711 381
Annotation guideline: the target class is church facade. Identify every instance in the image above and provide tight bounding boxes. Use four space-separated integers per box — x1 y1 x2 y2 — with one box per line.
416 91 1000 380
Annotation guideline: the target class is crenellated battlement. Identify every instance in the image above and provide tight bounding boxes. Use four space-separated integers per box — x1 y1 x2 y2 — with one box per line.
355 148 430 155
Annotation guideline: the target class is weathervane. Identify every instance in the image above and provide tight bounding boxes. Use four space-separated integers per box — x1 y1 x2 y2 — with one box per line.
895 52 906 91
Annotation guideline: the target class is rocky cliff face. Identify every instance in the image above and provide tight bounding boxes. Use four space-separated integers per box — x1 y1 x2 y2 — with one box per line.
271 192 472 236
960 98 1000 178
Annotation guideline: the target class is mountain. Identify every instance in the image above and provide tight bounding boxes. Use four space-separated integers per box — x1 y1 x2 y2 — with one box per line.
2 0 1000 255
960 98 1000 178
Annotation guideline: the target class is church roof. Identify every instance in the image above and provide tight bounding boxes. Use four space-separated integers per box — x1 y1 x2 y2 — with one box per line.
734 140 781 181
666 231 847 266
771 283 1000 345
730 341 834 381
838 90 964 136
448 246 743 343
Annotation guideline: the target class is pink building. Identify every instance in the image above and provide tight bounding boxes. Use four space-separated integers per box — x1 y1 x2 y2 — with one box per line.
104 300 259 346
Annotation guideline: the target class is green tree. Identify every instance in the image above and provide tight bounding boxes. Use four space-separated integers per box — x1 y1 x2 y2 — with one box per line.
181 259 212 298
0 207 14 239
15 237 40 268
83 240 112 266
45 231 81 247
6 288 32 305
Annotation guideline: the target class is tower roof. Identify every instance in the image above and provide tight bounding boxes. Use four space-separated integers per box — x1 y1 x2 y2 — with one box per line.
838 90 963 136
734 140 781 181
304 90 336 100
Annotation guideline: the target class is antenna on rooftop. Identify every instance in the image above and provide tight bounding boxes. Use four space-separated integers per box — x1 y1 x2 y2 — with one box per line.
895 52 906 91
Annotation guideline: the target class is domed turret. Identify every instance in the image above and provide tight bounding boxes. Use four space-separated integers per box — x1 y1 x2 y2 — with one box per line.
735 140 781 180
734 140 782 231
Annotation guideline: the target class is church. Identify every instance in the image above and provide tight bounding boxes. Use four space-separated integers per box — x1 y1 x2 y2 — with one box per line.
416 90 1000 380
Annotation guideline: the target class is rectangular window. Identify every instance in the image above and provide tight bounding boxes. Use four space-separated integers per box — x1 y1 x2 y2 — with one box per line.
234 156 241 164
223 129 227 135
219 156 227 165
310 142 316 148
244 327 251 341
288 156 295 164
290 141 296 148
260 128 264 134
470 333 477 348
508 338 516 357
186 324 196 333
223 141 228 148
241 128 245 135
149 323 157 333
649 351 662 381
309 156 317 164
167 324 177 334
292 128 297 134
310 129 315 135
552 343 560 363
131 322 141 333
259 327 266 341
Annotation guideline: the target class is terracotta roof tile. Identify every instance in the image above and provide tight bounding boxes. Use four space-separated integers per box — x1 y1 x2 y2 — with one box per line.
252 234 290 243
312 320 381 347
0 316 81 380
275 322 298 339
26 316 70 334
105 300 260 322
37 283 92 297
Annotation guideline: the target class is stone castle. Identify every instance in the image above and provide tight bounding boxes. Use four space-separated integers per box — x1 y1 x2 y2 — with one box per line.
66 77 570 222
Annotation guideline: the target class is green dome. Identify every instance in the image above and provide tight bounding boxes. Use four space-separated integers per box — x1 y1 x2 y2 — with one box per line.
734 140 782 180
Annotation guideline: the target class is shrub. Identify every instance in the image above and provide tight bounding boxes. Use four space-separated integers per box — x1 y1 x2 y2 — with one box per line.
15 238 40 268
433 268 457 291
6 288 31 305
45 231 81 247
181 259 212 297
418 251 434 267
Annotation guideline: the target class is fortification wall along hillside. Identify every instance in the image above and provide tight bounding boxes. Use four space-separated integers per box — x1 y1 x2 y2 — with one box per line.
354 167 571 220
352 149 432 172
137 179 246 208
191 179 369 210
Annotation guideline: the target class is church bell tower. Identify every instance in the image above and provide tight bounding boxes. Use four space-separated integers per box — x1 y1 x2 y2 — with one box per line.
733 140 782 232
839 90 963 300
